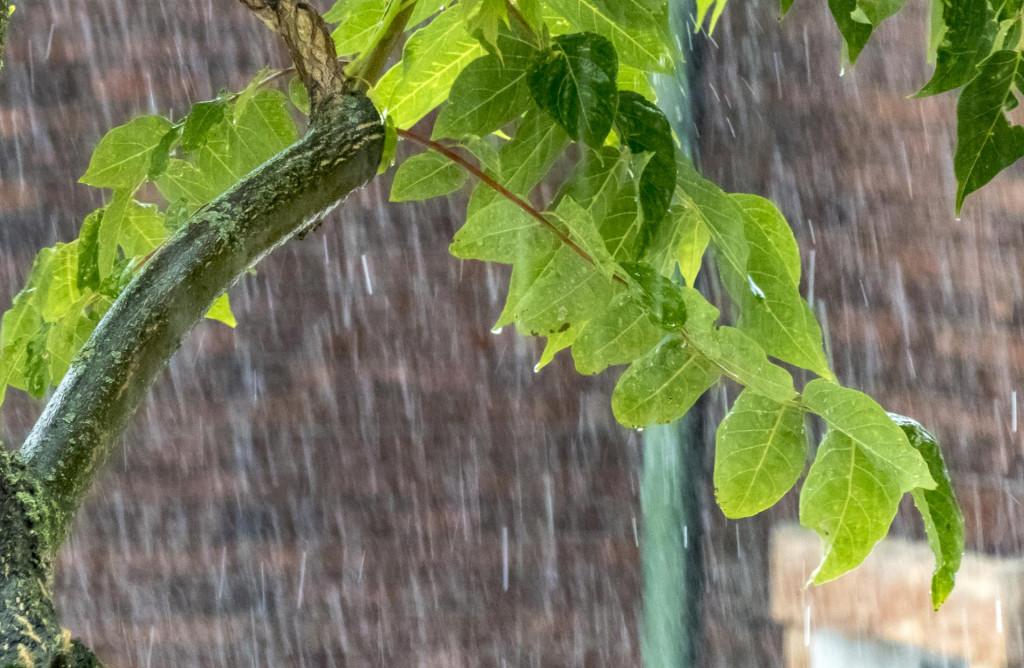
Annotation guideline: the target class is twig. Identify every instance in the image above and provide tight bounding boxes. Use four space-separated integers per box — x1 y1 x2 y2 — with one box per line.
396 127 624 283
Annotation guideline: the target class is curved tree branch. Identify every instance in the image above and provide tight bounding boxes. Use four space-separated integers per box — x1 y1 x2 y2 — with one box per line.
1 3 384 664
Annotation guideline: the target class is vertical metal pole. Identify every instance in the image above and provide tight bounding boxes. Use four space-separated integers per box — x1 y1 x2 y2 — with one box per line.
642 2 703 667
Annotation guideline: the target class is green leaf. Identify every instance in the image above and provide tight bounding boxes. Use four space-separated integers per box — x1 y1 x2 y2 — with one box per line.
617 64 657 101
551 196 618 278
379 115 398 174
614 91 676 248
451 199 549 263
156 159 222 210
390 151 468 201
801 379 935 490
24 323 51 398
781 0 796 17
326 0 392 57
890 414 964 610
0 340 29 402
733 194 830 377
432 30 537 139
2 248 52 350
536 321 580 370
556 146 629 224
572 293 663 374
691 325 797 404
464 0 509 51
288 75 311 116
371 8 485 129
119 201 168 258
715 389 806 518
546 0 673 71
45 293 97 382
599 183 642 262
43 241 81 323
510 246 617 335
828 0 874 64
611 336 720 427
674 156 749 298
181 99 227 151
799 427 903 583
695 0 729 33
674 207 709 287
621 262 687 331
917 0 995 97
527 32 619 147
591 0 668 29
954 50 1024 213
80 115 174 189
77 209 102 292
147 126 180 181
205 294 236 327
97 190 132 279
851 0 905 26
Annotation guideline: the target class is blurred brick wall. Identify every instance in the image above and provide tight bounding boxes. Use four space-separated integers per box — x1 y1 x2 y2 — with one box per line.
0 2 642 666
696 0 1024 664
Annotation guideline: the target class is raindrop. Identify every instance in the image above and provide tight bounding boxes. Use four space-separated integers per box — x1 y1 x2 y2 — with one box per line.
490 325 503 334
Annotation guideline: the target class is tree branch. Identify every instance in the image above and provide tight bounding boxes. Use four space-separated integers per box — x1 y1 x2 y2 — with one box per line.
21 93 383 555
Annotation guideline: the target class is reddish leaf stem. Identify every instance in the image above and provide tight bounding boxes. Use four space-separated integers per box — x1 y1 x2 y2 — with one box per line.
396 127 625 284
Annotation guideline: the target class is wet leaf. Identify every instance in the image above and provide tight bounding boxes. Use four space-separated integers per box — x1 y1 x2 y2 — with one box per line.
80 115 174 188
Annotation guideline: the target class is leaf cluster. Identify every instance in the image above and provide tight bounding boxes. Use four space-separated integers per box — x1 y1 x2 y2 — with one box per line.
338 0 965 596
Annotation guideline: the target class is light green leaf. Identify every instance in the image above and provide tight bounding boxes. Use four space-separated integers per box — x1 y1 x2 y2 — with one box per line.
80 115 174 188
572 293 663 374
327 0 392 57
288 75 311 116
510 246 617 335
890 414 964 610
120 202 168 259
695 0 729 33
618 64 657 100
43 242 81 323
556 146 629 224
611 336 720 427
156 159 222 210
432 30 536 139
954 50 1024 213
550 196 618 278
97 189 133 279
802 379 935 490
799 428 903 583
45 293 98 382
390 151 468 201
599 183 642 262
545 0 673 71
715 389 806 518
77 209 103 292
450 199 549 263
536 321 580 370
674 156 749 297
371 8 485 129
694 326 797 404
733 194 830 377
2 248 53 350
205 294 236 327
674 207 709 287
0 340 28 402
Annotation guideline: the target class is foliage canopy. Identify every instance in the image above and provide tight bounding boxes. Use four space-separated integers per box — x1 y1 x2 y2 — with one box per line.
3 0 986 610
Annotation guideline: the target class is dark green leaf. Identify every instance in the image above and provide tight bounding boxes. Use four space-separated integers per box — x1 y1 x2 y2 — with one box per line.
917 0 995 97
181 99 227 151
621 261 687 331
546 0 673 71
147 126 180 180
851 0 905 26
615 91 676 250
828 0 874 64
890 414 964 610
527 32 619 147
954 50 1024 213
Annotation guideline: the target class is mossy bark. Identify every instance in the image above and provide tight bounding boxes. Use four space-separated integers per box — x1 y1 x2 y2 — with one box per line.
0 91 384 666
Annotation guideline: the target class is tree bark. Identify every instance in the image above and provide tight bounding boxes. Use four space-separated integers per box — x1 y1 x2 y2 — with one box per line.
1 90 384 667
